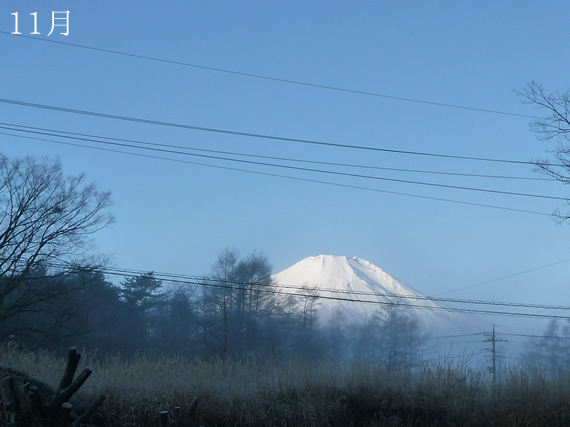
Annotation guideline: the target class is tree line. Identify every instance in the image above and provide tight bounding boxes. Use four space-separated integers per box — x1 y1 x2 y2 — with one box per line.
1 247 429 368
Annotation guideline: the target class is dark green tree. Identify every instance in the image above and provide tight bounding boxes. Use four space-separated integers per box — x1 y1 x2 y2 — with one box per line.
118 272 167 348
163 287 197 353
59 268 122 352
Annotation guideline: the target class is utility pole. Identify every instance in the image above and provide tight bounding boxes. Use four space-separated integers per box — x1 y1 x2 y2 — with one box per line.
484 325 507 383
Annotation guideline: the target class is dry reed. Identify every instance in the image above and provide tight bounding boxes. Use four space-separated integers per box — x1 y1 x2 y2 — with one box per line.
1 343 570 426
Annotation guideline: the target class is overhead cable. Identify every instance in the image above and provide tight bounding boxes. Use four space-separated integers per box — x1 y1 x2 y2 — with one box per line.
0 125 564 201
435 258 570 296
1 31 541 120
0 97 555 166
73 270 570 320
1 131 551 216
40 261 570 317
1 122 551 181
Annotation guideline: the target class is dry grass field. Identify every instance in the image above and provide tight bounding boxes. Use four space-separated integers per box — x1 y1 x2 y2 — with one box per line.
1 343 570 426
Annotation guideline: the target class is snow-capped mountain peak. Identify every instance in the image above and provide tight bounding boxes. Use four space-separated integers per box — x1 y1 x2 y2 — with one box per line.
272 255 460 329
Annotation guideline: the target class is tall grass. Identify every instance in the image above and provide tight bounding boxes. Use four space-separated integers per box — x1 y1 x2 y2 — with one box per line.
1 343 570 426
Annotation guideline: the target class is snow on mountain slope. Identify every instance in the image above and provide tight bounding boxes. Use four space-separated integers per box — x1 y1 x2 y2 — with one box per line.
272 255 466 331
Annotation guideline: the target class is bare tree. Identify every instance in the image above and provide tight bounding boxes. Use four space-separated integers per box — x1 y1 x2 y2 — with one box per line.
211 247 238 358
234 252 273 353
299 285 320 335
352 307 428 369
518 81 570 220
522 319 570 376
0 154 113 341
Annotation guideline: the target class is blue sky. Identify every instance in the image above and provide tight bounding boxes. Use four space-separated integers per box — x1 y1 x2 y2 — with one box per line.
2 1 570 334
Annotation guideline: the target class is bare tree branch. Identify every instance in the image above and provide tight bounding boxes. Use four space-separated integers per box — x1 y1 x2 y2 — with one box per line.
517 81 570 221
0 154 114 341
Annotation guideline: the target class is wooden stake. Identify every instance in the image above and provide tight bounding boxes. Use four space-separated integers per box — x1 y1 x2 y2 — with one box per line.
159 410 169 427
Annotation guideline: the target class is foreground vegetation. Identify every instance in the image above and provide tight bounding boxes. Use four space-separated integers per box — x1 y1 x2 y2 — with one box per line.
2 344 570 426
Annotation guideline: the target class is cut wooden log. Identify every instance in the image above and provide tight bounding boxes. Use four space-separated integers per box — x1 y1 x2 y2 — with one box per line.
54 347 81 399
58 402 73 427
1 346 105 426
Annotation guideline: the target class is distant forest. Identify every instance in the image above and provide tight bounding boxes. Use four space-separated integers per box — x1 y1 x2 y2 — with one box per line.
1 246 430 368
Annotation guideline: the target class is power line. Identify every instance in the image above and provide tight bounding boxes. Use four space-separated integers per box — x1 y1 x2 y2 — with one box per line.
419 351 489 363
501 332 570 340
40 261 570 319
160 277 570 311
1 125 565 201
2 131 551 217
0 97 553 166
202 273 570 312
435 258 570 296
1 31 541 120
426 333 485 340
75 272 570 320
1 122 551 182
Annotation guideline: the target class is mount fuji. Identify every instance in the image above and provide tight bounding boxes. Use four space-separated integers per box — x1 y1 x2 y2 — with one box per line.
272 255 469 332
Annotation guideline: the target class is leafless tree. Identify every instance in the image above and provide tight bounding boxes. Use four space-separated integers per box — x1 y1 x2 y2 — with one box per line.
299 285 320 333
522 319 570 376
518 81 570 220
0 154 113 341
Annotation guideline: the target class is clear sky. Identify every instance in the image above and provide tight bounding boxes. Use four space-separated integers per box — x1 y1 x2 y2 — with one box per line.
2 1 570 336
